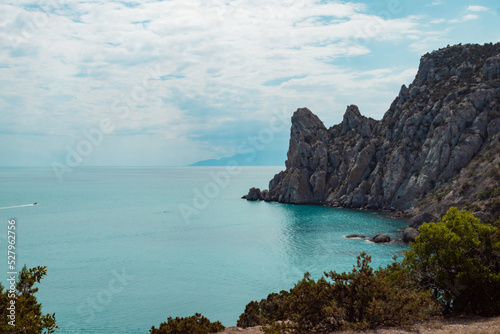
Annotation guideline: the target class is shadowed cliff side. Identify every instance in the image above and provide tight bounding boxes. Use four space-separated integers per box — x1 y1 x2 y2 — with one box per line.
248 43 500 225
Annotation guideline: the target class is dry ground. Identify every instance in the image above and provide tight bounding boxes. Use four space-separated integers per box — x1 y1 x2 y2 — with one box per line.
221 316 500 333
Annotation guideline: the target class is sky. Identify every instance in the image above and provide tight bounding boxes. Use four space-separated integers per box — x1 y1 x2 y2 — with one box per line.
0 0 499 168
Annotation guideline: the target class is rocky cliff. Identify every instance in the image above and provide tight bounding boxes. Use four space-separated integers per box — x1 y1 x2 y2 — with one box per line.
248 43 500 225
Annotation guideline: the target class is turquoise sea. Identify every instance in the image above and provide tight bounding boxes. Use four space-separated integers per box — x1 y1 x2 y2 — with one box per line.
0 167 408 333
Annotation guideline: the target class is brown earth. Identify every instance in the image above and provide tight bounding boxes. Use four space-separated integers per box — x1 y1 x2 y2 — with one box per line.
220 316 500 333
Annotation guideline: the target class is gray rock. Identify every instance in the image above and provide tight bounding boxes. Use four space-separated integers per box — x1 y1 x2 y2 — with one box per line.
403 227 419 243
473 211 492 222
261 189 269 200
278 168 314 204
342 105 373 137
483 55 500 80
371 234 391 244
243 187 262 201
409 212 439 229
345 234 366 239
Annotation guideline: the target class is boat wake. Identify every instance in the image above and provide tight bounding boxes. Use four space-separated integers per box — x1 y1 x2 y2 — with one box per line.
0 203 38 210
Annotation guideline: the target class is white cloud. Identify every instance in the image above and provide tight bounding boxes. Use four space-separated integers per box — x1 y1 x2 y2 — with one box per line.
466 5 489 12
449 13 479 23
427 1 444 6
430 18 446 24
462 14 480 21
0 0 470 165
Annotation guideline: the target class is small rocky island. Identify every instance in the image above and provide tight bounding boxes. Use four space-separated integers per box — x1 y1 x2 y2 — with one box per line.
244 43 500 241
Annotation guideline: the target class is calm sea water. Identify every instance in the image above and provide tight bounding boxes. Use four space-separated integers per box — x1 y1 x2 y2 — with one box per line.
0 167 408 333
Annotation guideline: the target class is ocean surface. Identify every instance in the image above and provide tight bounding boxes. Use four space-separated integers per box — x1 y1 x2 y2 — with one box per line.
0 167 408 333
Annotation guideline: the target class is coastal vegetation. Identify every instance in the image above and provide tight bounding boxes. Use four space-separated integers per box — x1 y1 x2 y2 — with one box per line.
0 266 57 333
237 253 437 333
150 313 225 334
404 208 500 316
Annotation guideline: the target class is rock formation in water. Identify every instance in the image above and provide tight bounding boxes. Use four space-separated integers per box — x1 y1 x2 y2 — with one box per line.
370 234 391 244
242 187 264 201
245 43 500 226
345 234 366 239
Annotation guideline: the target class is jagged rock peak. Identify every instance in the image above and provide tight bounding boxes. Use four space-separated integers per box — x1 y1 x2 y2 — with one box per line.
342 105 361 133
285 107 329 170
341 104 374 137
291 107 326 132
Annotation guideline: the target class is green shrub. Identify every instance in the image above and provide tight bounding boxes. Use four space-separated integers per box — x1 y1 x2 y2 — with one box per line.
478 188 493 200
404 207 500 316
238 253 436 333
0 266 57 334
150 313 225 334
237 291 289 328
323 254 436 331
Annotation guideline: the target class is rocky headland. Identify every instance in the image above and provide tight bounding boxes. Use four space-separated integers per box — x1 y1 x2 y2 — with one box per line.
245 43 500 236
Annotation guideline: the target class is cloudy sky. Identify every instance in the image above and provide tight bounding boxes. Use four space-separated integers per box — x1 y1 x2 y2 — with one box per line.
1 0 499 167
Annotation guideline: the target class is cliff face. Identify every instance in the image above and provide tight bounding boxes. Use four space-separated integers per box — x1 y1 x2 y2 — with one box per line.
261 43 500 222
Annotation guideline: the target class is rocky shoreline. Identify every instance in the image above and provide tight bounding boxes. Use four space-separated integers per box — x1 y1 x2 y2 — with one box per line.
243 187 413 242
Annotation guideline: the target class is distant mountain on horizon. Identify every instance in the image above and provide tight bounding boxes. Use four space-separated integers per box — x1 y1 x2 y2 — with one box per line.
190 150 286 167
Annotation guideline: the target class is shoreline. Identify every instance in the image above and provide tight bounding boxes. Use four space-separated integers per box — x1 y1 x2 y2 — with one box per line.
245 196 415 242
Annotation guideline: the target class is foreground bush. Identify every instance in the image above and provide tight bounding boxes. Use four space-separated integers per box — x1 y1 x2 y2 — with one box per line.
150 313 225 334
0 266 57 334
404 207 500 315
237 253 436 333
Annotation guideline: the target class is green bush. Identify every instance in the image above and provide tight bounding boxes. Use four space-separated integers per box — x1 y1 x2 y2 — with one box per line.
238 253 436 333
150 313 225 334
237 291 289 328
404 207 500 315
325 255 436 330
0 266 57 333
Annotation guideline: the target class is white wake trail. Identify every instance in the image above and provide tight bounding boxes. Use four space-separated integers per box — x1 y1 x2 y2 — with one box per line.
0 203 37 210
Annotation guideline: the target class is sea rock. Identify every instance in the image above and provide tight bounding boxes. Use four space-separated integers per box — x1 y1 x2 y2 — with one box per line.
371 234 391 244
243 187 263 201
403 227 419 243
345 234 366 239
